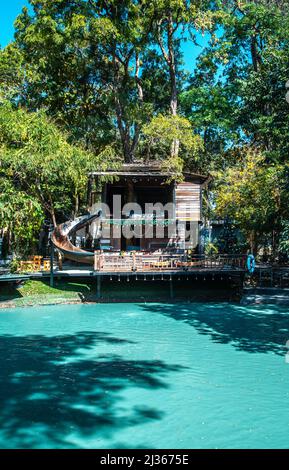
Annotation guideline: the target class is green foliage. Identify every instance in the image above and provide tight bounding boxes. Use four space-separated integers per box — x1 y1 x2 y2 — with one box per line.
0 44 28 102
182 1 289 169
215 221 248 255
0 178 44 256
204 241 218 256
0 101 115 254
0 101 99 218
279 221 289 255
214 149 288 253
3 0 160 160
0 279 93 305
182 1 289 255
9 259 21 273
0 0 209 164
142 113 203 161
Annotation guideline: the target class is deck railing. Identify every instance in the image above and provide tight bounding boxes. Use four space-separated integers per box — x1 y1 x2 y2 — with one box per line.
93 251 246 272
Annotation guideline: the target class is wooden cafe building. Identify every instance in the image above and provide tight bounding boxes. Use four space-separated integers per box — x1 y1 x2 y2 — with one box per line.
87 162 210 253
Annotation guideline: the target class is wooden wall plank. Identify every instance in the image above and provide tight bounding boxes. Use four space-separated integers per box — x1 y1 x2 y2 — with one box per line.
175 182 201 221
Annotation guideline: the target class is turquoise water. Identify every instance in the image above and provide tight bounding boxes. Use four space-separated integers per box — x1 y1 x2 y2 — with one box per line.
0 302 289 449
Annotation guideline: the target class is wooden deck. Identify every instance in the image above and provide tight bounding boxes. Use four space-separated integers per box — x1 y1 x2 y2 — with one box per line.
93 252 246 273
0 253 247 283
1 255 288 302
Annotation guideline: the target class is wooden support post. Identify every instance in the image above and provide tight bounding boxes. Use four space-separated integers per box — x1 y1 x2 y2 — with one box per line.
170 277 174 300
97 275 101 299
57 251 63 271
270 269 273 287
50 242 54 288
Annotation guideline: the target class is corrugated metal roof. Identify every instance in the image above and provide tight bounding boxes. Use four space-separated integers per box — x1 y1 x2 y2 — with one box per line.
89 163 210 184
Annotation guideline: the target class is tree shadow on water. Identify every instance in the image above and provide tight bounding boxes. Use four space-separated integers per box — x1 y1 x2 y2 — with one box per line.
0 331 184 448
140 303 289 356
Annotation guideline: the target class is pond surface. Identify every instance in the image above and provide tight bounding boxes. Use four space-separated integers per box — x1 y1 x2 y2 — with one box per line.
0 302 289 448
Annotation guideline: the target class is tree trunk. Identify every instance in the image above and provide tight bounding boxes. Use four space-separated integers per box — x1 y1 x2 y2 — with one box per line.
74 193 79 219
135 53 144 103
157 11 179 158
250 35 259 72
112 46 139 163
46 194 57 228
130 52 144 158
168 53 179 157
250 24 262 73
50 209 57 229
114 95 133 163
249 230 257 256
271 229 278 261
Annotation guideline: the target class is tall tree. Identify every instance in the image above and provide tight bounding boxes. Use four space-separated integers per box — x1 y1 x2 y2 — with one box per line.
1 0 158 162
0 101 109 231
214 149 289 255
1 0 209 163
183 1 289 166
150 0 196 157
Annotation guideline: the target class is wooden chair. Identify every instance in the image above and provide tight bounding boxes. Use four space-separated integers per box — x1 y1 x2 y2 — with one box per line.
33 260 41 272
43 259 51 271
19 261 34 273
150 260 170 270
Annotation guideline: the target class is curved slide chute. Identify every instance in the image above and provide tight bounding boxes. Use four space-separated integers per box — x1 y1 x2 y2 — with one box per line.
51 211 102 264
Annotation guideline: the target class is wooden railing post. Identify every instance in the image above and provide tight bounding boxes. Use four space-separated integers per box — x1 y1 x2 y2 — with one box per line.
132 251 136 271
94 250 98 271
100 251 104 271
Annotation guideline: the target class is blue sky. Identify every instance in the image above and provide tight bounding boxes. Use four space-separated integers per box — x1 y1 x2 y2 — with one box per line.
0 0 208 72
0 0 29 48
